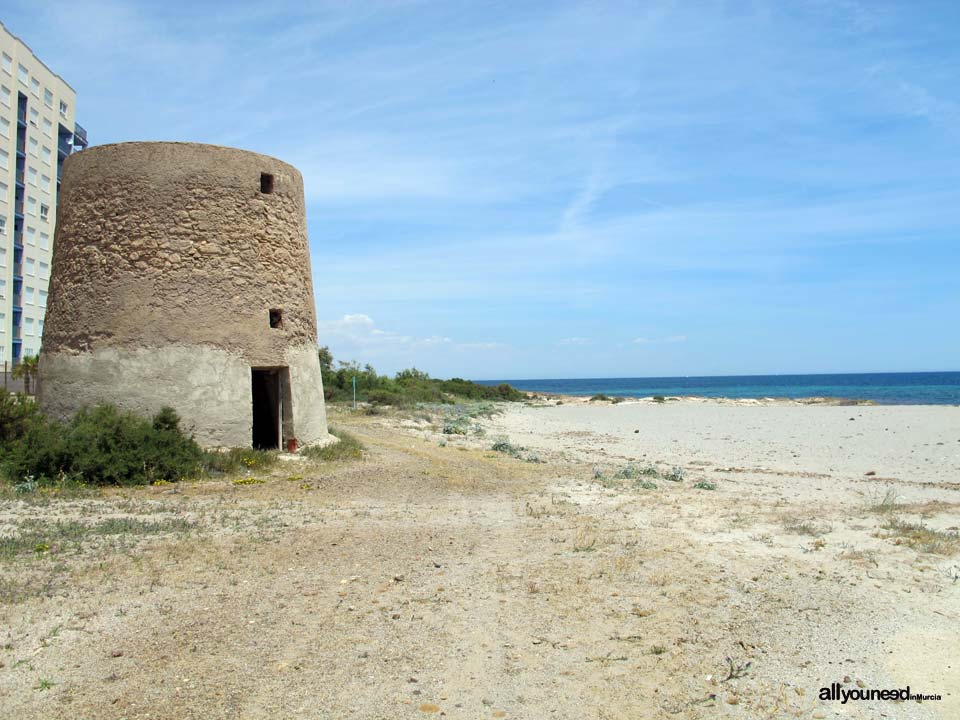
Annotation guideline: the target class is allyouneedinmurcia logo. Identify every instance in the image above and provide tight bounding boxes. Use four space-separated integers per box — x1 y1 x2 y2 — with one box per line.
819 683 942 704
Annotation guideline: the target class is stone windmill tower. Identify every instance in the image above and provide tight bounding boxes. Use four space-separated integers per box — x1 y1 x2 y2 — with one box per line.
38 142 332 450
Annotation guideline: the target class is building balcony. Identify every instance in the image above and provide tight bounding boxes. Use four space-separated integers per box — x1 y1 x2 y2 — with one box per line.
12 327 21 341
73 123 88 150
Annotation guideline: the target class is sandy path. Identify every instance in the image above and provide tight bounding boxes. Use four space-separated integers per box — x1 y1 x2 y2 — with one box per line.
1 405 957 719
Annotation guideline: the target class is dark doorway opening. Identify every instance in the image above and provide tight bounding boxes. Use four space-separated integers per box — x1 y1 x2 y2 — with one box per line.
252 368 281 449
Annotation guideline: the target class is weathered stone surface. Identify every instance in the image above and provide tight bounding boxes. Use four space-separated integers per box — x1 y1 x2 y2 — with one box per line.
39 142 333 449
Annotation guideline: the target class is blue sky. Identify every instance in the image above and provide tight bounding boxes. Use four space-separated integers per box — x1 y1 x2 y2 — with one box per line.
7 1 959 379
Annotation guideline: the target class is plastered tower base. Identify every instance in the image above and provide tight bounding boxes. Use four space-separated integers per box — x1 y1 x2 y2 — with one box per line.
38 142 334 450
40 344 330 449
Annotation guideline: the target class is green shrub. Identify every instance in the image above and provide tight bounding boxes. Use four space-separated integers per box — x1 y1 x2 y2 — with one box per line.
590 394 611 402
652 395 666 403
613 463 659 480
442 417 469 435
0 390 44 454
491 436 525 458
4 405 204 486
693 480 716 490
665 466 685 482
317 347 525 405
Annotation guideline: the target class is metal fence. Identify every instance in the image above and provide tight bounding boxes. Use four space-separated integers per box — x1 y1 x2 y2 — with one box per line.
0 362 29 394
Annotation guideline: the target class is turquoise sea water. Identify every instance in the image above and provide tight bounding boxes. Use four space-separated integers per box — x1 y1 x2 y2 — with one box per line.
477 372 960 405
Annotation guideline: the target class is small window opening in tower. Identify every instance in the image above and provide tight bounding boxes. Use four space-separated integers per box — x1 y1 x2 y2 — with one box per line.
260 172 274 194
269 308 283 328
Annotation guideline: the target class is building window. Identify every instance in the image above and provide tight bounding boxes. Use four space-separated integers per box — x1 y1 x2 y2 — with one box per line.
25 287 34 305
0 150 7 171
0 216 5 236
0 116 8 138
40 204 49 220
39 319 44 336
25 318 34 336
0 279 6 299
1 53 10 74
59 100 68 118
0 247 5 267
39 261 49 280
0 85 9 107
26 227 36 245
42 117 52 137
260 173 274 194
28 167 38 186
17 64 28 86
29 107 38 126
41 145 51 162
43 88 53 108
0 182 7 203
30 78 40 97
0 313 5 333
39 290 47 308
28 137 38 157
27 197 37 216
39 232 49 250
26 258 35 276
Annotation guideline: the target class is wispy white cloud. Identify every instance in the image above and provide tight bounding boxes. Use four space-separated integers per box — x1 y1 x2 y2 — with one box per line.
633 335 687 346
557 337 592 346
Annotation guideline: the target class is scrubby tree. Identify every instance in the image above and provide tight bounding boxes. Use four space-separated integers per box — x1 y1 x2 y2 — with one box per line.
12 355 39 395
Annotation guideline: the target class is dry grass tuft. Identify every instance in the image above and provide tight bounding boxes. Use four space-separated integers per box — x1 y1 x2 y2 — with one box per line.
882 518 959 555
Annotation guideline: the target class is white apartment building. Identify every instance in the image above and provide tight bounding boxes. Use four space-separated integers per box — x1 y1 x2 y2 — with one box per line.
0 21 86 367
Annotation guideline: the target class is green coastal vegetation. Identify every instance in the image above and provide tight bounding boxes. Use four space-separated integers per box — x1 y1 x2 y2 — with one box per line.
318 346 525 405
0 392 367 490
0 347 523 489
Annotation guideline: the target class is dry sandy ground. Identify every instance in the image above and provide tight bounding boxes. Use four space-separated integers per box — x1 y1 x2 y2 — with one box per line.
0 400 958 719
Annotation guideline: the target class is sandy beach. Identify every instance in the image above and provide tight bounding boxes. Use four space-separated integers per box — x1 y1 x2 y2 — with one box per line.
488 397 960 497
1 398 958 719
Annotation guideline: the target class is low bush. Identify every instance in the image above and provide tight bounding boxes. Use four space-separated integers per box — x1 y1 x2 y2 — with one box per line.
319 347 525 406
491 436 525 458
4 404 204 486
0 390 44 453
613 463 659 480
